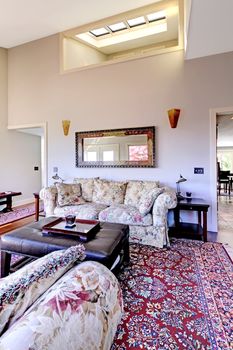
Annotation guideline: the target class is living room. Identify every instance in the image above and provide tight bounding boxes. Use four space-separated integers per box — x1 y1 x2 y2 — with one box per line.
0 0 233 349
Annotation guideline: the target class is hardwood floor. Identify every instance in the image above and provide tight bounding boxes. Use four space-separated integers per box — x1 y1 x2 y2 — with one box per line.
0 203 35 235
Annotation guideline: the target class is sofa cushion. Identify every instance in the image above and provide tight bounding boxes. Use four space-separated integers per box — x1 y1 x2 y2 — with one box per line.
99 204 152 226
93 179 127 206
138 188 164 216
54 202 108 220
0 261 122 350
73 177 97 202
0 245 85 335
124 180 160 207
56 183 85 207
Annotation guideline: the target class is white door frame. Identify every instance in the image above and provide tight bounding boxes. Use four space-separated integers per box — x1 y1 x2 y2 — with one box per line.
210 106 233 232
7 122 48 188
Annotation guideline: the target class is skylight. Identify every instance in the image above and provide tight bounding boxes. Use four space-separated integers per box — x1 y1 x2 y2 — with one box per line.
76 8 168 49
147 10 166 22
90 27 109 37
108 22 127 32
127 16 146 27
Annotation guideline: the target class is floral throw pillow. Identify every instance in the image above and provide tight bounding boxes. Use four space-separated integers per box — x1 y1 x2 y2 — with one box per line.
93 179 127 206
138 188 164 216
0 245 86 335
56 183 86 207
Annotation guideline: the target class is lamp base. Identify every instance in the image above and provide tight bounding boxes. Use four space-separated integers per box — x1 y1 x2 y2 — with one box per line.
177 192 185 201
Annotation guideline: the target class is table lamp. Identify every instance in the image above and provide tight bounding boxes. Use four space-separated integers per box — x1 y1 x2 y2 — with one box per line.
176 174 187 200
52 173 64 184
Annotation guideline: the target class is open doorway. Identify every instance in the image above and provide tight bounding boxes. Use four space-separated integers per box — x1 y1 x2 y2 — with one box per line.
7 123 47 189
210 107 233 248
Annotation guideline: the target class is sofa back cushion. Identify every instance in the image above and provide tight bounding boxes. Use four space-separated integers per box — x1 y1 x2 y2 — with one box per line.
73 178 97 202
93 179 127 206
124 180 160 208
0 245 85 335
56 183 86 207
138 187 164 216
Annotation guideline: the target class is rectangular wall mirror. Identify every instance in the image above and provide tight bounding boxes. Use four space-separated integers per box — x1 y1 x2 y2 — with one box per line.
75 126 155 168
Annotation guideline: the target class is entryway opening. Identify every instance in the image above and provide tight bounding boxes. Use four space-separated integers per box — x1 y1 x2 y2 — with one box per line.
216 112 233 246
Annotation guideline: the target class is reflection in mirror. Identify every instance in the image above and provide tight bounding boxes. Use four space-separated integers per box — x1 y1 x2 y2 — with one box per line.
76 127 155 168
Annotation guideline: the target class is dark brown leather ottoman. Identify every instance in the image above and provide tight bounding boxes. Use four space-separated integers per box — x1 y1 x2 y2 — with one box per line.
0 217 129 277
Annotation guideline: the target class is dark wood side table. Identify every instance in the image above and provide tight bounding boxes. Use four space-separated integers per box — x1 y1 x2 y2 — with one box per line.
169 198 210 242
0 192 22 212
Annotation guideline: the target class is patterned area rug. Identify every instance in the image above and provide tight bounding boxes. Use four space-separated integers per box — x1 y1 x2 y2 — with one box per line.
0 203 43 225
112 240 233 349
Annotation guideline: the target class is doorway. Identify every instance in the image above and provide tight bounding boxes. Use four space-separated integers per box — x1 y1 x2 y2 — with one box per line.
210 107 233 247
7 123 48 189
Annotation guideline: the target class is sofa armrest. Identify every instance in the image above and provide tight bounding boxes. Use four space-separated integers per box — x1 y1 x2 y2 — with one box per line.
39 186 57 216
152 188 177 227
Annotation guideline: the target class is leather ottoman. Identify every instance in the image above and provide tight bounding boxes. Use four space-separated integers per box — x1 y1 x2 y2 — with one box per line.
0 217 129 277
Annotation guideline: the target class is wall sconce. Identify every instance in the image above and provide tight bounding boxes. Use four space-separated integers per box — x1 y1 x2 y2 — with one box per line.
176 174 187 200
168 109 181 128
62 120 71 136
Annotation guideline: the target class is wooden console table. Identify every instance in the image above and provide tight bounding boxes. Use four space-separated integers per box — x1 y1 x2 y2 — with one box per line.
0 192 22 212
169 198 210 242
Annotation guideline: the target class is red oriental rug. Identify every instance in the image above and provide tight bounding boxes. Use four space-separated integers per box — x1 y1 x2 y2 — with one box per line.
0 203 43 225
112 240 233 349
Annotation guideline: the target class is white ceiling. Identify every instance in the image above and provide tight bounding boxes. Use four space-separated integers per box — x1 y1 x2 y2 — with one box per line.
0 0 233 60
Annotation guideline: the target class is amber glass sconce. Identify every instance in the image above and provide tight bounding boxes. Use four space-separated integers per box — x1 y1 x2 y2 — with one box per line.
62 120 71 136
168 109 181 128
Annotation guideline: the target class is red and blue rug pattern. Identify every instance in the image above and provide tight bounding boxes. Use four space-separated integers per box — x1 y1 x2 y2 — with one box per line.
112 240 233 349
0 203 43 225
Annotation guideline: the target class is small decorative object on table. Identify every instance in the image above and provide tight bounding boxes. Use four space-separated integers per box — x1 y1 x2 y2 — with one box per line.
65 214 76 228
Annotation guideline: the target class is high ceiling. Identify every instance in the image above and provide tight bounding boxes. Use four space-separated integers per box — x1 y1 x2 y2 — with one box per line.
0 0 233 60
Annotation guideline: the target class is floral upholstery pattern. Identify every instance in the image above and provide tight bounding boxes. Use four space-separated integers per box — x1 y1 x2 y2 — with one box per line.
0 246 85 335
73 177 97 202
153 188 177 226
40 179 177 249
0 261 123 350
129 225 168 248
124 180 159 207
93 179 127 206
54 202 108 219
138 188 164 216
39 186 57 216
99 204 152 226
56 183 85 207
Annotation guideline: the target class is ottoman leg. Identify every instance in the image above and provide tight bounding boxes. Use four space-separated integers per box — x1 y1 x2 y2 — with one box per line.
1 251 11 277
123 239 130 266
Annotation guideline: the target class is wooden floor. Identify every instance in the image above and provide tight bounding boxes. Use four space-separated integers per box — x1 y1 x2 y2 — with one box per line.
0 203 35 235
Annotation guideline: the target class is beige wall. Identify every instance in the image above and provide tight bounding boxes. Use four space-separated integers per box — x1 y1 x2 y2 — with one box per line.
7 34 233 230
0 48 41 205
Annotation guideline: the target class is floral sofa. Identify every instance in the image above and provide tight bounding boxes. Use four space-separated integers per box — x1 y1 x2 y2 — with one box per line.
40 178 177 248
0 246 122 350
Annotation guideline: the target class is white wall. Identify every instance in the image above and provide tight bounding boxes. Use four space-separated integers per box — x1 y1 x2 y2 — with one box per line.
0 48 41 206
7 34 233 230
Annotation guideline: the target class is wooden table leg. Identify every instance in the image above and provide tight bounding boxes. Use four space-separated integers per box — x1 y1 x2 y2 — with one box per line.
1 251 11 277
33 192 40 221
202 211 208 242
